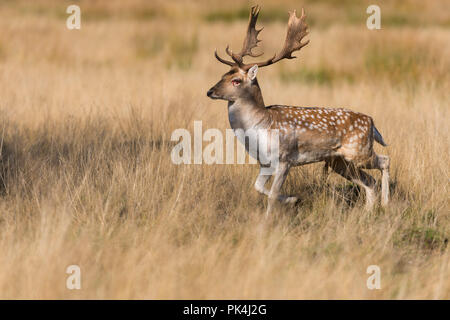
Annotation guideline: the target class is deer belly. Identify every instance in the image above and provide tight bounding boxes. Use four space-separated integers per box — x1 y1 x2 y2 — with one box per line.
292 148 337 165
289 137 341 165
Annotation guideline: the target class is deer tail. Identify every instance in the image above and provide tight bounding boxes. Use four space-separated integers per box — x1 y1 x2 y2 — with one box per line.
373 126 387 147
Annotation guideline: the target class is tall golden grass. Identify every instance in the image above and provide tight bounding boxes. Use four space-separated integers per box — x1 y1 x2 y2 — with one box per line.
0 0 448 299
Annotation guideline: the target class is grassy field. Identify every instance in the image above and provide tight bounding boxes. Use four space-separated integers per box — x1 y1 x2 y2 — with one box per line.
0 0 448 299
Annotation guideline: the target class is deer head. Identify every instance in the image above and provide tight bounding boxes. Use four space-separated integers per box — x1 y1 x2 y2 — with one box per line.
207 5 310 103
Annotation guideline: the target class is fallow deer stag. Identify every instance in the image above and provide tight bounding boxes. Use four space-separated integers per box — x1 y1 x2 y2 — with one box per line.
207 6 390 214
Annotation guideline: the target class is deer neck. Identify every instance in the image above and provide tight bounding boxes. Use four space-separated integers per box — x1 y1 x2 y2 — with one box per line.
227 80 268 131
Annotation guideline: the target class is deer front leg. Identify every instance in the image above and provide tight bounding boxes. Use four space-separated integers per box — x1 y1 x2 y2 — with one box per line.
266 162 293 216
254 167 271 196
255 165 298 206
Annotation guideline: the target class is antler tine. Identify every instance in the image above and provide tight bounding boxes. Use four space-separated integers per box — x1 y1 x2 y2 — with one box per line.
248 8 309 69
225 45 241 65
214 49 235 67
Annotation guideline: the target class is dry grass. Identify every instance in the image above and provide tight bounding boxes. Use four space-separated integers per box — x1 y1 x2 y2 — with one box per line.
0 0 448 299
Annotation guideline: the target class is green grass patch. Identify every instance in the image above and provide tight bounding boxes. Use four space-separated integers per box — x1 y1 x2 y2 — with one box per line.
394 227 448 251
204 6 290 23
134 34 165 59
0 42 5 61
14 3 160 22
167 34 199 70
132 8 158 21
134 31 199 70
364 42 432 84
280 67 354 86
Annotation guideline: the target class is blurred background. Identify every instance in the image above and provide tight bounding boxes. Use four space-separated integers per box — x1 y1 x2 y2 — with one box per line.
2 0 449 84
0 0 448 299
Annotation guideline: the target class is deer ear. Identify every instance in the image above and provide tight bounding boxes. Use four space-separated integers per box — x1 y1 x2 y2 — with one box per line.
247 65 258 80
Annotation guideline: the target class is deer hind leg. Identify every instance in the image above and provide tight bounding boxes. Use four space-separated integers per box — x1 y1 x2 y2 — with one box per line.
363 154 390 207
375 154 390 207
379 156 390 207
330 158 376 210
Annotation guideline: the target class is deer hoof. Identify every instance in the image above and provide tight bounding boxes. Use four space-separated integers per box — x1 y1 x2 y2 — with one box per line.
284 196 299 204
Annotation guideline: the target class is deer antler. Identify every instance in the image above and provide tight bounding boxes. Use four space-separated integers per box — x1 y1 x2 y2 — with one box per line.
215 5 263 68
227 5 264 65
214 49 235 66
214 6 309 70
253 8 309 68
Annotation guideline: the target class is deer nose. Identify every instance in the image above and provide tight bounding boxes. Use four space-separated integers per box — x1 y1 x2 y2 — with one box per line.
207 89 214 97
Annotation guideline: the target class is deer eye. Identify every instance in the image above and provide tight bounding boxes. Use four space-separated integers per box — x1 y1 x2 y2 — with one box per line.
231 79 242 86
